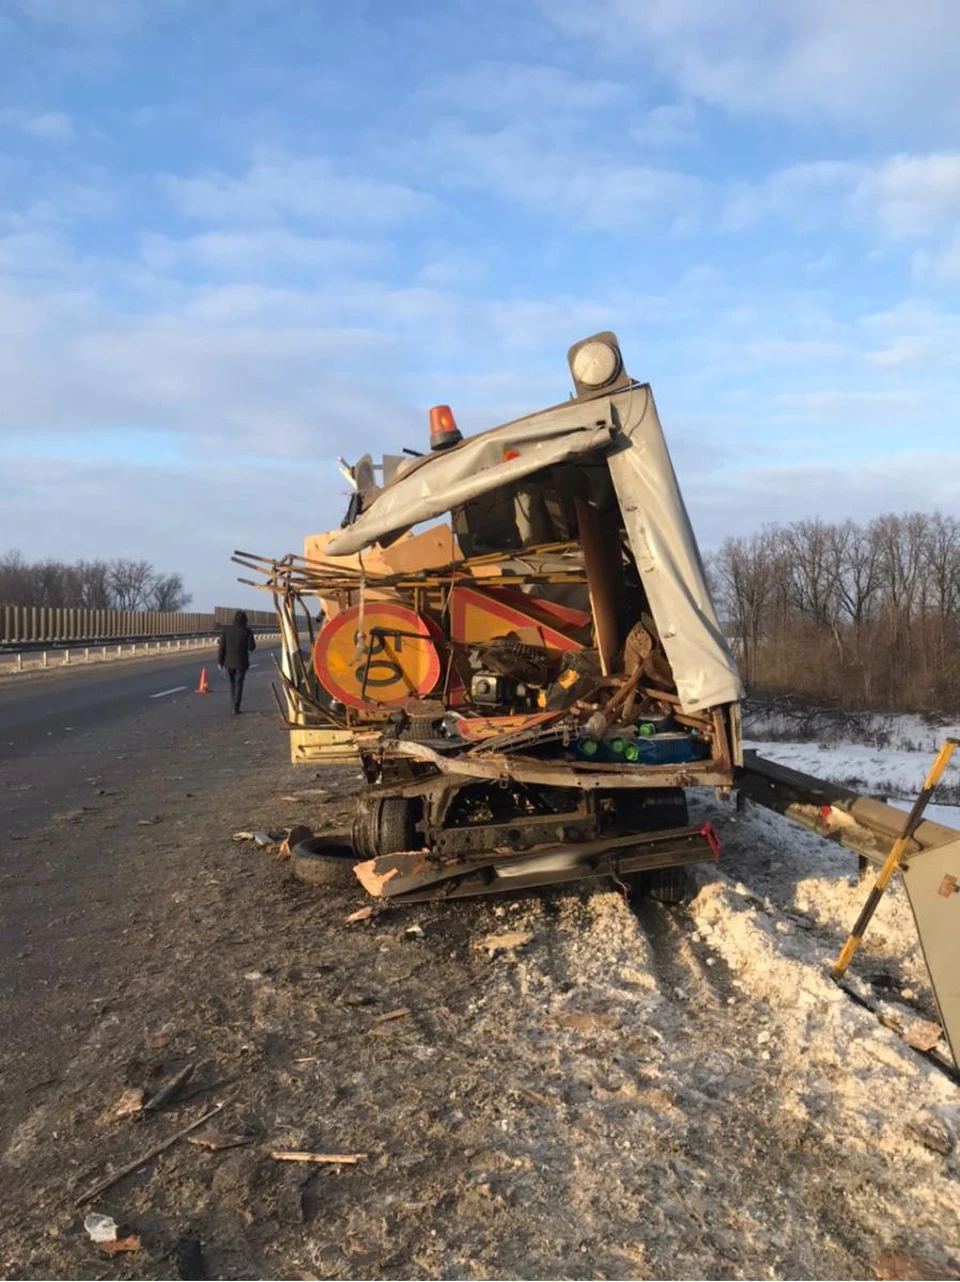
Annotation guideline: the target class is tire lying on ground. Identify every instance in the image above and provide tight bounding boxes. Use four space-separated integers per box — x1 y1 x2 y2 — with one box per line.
290 834 360 889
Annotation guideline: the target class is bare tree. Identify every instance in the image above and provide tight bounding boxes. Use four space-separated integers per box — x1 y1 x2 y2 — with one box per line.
76 560 112 609
108 559 156 610
149 573 192 612
706 513 960 712
1 552 193 616
711 529 781 686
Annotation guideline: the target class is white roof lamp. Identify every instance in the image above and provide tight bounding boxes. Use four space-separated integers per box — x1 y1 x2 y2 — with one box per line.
567 332 633 400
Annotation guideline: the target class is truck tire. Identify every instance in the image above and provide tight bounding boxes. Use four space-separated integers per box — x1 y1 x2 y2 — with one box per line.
646 864 688 905
290 835 359 889
352 796 419 859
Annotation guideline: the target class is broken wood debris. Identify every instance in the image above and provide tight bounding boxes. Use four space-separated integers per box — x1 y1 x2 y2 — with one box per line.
278 824 312 859
109 1086 145 1120
270 1151 367 1165
373 1007 410 1024
143 1062 195 1113
480 931 533 956
187 1128 254 1152
75 1101 228 1206
345 905 374 923
102 1236 141 1255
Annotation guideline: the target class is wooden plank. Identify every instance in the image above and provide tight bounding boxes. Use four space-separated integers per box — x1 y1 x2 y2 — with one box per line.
575 498 622 676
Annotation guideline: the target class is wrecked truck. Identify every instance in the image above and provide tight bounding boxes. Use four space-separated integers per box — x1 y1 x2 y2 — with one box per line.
236 329 960 1071
236 331 743 903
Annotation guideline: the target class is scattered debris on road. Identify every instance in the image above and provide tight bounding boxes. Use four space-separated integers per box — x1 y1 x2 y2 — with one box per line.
270 1151 368 1166
143 1062 195 1113
373 1007 410 1024
277 824 312 859
102 1235 141 1255
83 1212 117 1243
174 1236 205 1280
345 905 374 923
186 1128 254 1153
75 1102 228 1206
108 1087 144 1120
480 930 533 956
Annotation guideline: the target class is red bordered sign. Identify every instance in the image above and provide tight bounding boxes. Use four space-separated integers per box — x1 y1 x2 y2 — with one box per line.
313 601 442 710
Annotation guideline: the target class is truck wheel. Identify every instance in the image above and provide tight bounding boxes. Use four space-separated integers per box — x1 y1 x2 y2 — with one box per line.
290 835 358 888
352 796 420 859
647 865 688 905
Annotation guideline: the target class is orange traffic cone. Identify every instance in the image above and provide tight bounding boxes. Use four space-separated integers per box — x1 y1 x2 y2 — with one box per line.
196 666 210 694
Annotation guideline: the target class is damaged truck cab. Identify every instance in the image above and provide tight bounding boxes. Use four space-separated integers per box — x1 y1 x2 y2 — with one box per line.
245 333 744 903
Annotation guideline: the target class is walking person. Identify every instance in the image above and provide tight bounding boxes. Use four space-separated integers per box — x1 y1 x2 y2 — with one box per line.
217 610 256 714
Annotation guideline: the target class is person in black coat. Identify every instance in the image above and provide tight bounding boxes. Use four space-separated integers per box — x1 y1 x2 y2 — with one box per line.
217 610 256 714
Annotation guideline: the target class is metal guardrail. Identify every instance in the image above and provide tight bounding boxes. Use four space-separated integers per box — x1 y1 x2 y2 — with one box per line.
0 633 280 675
0 605 277 646
0 625 276 654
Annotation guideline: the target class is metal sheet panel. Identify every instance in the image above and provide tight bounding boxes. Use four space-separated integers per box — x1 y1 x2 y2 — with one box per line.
901 837 960 1068
326 404 616 556
290 727 360 766
324 380 743 714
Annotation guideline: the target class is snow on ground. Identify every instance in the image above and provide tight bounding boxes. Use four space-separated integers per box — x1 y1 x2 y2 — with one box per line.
676 790 960 1276
743 706 960 811
3 707 958 1278
732 708 960 1000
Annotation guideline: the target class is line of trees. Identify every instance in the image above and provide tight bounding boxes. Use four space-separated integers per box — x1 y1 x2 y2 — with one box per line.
0 551 192 613
708 512 960 712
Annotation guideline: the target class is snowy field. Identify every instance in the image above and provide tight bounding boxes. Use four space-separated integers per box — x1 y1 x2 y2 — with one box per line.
744 705 960 823
670 708 960 1277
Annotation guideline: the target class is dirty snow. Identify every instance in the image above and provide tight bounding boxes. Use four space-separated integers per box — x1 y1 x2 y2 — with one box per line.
2 709 959 1279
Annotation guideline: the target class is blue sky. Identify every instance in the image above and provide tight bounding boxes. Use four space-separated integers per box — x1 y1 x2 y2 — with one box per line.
2 0 960 608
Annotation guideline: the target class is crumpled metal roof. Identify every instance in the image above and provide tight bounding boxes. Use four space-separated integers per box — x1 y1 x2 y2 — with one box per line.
325 383 743 713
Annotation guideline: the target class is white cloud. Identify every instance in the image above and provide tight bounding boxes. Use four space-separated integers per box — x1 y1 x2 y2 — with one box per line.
721 162 859 233
12 0 170 32
139 229 383 277
0 108 73 140
914 233 960 284
400 122 704 232
425 61 630 117
858 153 960 237
716 152 960 252
773 388 921 421
686 451 960 547
631 102 699 149
0 453 346 607
545 0 960 134
744 339 852 364
162 152 433 227
861 301 960 372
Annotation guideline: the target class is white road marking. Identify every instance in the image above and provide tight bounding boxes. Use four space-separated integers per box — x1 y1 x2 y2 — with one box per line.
150 685 188 699
249 663 260 669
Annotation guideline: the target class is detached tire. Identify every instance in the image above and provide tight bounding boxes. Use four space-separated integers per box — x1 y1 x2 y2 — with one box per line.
290 834 359 889
646 864 688 905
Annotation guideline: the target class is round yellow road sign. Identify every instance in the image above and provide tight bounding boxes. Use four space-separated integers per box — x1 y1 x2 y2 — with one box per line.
313 601 442 710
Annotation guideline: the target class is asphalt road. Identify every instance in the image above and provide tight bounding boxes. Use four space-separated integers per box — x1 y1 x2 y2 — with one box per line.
0 646 289 1152
0 646 278 759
